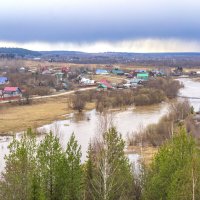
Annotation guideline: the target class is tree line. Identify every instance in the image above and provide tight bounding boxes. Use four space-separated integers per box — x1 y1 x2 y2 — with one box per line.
1 127 200 200
70 77 182 112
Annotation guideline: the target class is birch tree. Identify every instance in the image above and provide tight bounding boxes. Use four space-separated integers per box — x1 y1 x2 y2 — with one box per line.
88 127 135 200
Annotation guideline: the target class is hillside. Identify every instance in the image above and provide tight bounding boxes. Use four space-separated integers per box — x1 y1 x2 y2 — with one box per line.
0 47 41 57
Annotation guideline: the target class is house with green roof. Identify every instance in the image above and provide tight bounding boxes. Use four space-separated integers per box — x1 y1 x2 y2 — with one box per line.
136 72 149 80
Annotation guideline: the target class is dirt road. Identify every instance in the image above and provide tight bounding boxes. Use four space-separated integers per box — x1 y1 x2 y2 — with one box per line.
0 87 96 104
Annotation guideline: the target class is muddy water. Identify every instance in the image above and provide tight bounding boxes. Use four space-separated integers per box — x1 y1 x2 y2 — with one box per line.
0 103 169 172
39 103 169 159
0 78 200 172
178 78 200 111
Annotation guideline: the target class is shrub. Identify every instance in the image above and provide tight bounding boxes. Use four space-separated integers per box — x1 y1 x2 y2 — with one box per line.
134 88 165 106
147 77 182 98
134 94 150 106
71 92 86 112
27 86 52 96
128 100 191 146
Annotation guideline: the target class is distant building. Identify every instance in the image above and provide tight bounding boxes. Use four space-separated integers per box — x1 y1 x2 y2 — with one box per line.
55 72 64 81
151 70 165 77
34 57 41 61
19 67 26 73
111 69 124 75
98 79 113 89
0 77 9 85
128 78 143 85
137 72 149 80
95 69 109 75
80 77 95 85
3 87 22 97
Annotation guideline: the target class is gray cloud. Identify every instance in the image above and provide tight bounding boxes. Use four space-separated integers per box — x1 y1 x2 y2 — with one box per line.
0 0 200 43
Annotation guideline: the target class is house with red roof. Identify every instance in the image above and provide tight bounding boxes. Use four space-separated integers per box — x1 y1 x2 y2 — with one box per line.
98 79 113 89
3 87 22 97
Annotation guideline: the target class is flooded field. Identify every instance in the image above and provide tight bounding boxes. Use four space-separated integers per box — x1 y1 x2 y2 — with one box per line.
0 78 200 172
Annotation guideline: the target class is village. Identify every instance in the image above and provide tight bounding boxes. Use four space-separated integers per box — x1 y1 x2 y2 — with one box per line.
1 61 198 103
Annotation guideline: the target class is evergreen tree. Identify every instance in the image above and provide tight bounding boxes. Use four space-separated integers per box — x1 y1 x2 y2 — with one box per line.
0 128 37 200
65 133 83 200
83 143 95 200
143 128 200 200
37 132 66 200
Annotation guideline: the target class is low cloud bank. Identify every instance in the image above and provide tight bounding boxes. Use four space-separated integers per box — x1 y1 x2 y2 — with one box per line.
1 39 200 53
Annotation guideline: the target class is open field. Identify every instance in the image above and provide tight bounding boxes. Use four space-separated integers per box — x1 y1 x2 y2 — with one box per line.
0 96 95 135
1 58 200 71
23 60 104 70
0 59 167 70
92 74 125 83
0 59 104 70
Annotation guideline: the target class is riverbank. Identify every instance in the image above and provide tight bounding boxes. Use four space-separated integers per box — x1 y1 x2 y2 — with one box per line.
0 96 95 135
0 91 168 136
0 74 182 135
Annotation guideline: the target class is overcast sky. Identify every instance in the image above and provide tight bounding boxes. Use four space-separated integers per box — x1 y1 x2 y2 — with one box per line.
0 0 200 52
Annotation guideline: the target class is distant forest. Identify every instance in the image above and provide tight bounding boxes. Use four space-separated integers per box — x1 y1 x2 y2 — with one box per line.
1 47 200 67
0 47 41 58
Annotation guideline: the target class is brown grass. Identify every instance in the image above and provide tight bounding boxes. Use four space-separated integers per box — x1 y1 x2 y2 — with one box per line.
126 145 158 165
119 65 156 70
16 60 104 70
184 68 200 72
0 96 95 135
92 75 124 83
0 59 162 71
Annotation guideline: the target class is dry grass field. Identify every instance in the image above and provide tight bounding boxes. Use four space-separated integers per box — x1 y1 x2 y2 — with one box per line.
23 60 104 70
0 59 104 70
0 59 160 70
92 74 125 83
0 96 95 135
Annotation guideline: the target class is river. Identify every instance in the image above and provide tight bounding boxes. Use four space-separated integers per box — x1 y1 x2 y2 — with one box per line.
0 78 200 172
178 78 200 111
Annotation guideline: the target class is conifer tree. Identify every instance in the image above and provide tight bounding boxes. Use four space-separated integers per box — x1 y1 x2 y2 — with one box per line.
65 133 83 200
143 128 200 200
37 132 66 200
0 128 37 200
84 143 95 200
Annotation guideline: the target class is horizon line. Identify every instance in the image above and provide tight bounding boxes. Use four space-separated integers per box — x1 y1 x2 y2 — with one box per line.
1 47 200 54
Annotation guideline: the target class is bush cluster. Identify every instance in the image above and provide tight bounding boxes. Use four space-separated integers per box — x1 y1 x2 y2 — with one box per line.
128 100 192 146
70 78 182 112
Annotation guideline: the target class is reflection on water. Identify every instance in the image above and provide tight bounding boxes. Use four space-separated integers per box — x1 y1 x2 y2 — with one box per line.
72 112 89 122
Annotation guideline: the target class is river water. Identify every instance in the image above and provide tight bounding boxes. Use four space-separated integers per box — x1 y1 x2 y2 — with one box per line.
178 78 200 111
0 78 200 172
